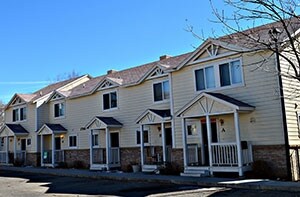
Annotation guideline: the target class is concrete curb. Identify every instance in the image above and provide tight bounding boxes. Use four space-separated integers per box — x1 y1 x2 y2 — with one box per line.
2 166 300 192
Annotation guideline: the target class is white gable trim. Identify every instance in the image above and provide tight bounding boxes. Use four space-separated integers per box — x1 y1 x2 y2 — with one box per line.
175 39 249 70
176 92 254 118
136 109 171 124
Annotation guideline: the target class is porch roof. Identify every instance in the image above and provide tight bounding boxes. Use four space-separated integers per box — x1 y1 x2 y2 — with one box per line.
37 123 67 135
136 109 171 124
176 92 255 118
0 124 29 137
85 116 123 130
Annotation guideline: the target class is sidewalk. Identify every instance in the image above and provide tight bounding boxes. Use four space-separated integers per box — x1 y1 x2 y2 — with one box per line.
1 165 300 192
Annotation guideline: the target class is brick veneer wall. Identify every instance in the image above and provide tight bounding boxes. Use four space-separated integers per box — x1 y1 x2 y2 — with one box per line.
120 147 140 171
252 145 288 179
26 153 40 167
64 149 90 168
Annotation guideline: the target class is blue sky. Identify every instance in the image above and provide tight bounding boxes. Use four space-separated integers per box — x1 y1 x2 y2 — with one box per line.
0 0 234 103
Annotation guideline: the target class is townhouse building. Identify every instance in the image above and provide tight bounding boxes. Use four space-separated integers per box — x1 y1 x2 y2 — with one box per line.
2 18 300 180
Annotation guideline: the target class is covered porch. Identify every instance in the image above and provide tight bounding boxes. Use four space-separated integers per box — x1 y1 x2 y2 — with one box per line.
0 124 29 165
38 124 67 167
177 92 255 177
136 109 173 173
85 116 122 171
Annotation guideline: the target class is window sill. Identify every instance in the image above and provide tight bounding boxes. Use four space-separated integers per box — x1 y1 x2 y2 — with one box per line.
195 83 245 93
103 107 118 112
68 146 78 149
54 116 65 120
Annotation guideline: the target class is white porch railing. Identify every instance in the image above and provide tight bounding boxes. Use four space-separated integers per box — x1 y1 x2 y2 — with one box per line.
16 150 26 163
0 151 7 163
110 147 120 165
92 148 105 164
42 150 65 164
54 150 64 164
211 142 253 166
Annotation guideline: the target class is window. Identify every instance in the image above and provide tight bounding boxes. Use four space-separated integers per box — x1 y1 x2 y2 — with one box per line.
219 60 242 87
195 66 215 91
27 138 31 146
13 109 19 122
54 102 65 118
103 91 117 110
153 80 170 102
12 107 27 122
92 134 99 147
136 130 149 144
69 135 77 147
187 125 197 136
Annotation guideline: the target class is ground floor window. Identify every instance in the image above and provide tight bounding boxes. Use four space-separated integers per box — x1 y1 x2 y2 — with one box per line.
69 135 77 148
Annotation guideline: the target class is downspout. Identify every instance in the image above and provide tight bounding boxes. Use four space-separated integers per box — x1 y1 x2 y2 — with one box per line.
168 72 176 148
275 45 292 180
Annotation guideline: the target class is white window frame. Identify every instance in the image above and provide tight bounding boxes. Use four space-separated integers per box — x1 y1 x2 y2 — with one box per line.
54 101 65 119
68 135 78 149
194 65 216 91
194 58 244 92
12 106 27 122
152 80 170 103
136 129 149 145
102 90 118 111
26 137 32 147
92 133 100 148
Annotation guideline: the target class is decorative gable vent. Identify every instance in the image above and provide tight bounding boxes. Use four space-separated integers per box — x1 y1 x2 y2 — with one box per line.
12 97 23 106
206 44 219 57
99 80 115 89
149 68 165 78
50 93 63 101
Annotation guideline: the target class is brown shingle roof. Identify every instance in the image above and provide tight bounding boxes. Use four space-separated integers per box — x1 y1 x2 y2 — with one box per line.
32 76 85 101
217 16 300 50
69 52 192 98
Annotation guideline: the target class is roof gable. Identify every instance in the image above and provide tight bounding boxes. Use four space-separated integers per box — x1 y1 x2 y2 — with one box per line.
176 92 254 118
37 123 67 135
136 109 171 124
0 124 29 137
85 116 122 129
176 39 246 70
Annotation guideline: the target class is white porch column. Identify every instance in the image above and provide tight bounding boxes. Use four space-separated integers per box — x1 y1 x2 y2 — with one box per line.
40 134 44 166
181 118 188 167
13 136 17 160
105 127 110 170
206 115 213 175
161 122 166 163
89 129 93 168
6 136 9 164
234 110 243 176
51 133 55 167
140 125 144 166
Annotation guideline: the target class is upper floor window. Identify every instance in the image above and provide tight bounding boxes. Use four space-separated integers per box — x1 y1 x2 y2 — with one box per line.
194 59 242 91
153 80 170 102
219 60 242 87
12 107 27 122
103 91 117 110
54 102 65 118
195 66 215 91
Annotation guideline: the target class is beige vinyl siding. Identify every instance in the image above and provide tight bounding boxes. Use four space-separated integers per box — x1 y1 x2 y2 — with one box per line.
46 76 170 150
4 103 38 152
172 50 285 147
280 51 300 145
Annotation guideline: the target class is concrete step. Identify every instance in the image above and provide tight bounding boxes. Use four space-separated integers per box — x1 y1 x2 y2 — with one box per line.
180 169 210 177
